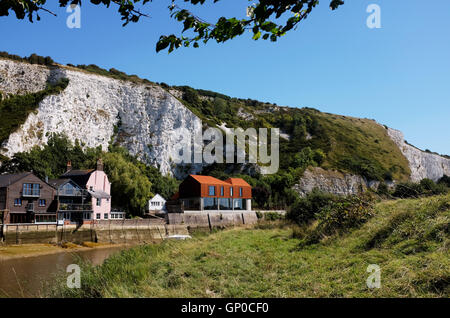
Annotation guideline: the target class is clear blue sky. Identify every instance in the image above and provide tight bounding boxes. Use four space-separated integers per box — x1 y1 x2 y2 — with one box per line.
0 0 449 154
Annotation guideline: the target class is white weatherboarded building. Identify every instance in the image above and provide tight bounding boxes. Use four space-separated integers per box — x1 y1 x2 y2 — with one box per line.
147 194 167 214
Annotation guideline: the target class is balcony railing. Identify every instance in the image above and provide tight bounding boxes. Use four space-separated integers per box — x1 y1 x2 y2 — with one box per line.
59 203 93 211
57 189 86 196
22 190 40 197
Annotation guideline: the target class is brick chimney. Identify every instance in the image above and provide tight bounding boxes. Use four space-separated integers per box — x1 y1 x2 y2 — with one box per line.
66 161 72 172
96 158 103 171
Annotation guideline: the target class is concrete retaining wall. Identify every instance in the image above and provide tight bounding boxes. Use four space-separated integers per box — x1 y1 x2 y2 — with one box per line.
167 211 258 229
1 212 257 245
1 219 187 245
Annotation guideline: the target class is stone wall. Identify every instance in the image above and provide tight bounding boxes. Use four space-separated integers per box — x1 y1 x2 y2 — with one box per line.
1 219 187 245
166 211 258 230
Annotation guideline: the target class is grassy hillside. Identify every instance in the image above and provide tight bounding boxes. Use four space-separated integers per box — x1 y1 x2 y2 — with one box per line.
173 86 411 181
49 194 449 298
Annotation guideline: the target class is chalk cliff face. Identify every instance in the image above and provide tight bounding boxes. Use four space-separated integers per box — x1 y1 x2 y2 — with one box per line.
0 58 448 189
293 167 387 197
0 59 202 177
387 128 450 182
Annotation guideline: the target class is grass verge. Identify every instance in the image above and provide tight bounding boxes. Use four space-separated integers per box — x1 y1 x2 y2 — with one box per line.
49 194 449 298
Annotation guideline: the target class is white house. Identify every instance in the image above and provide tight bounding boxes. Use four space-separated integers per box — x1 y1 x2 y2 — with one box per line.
147 194 166 213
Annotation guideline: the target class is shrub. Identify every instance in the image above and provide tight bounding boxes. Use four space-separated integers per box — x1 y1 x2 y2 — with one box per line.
393 179 447 198
263 212 283 221
304 193 375 244
420 178 448 196
287 189 336 225
438 175 450 188
392 182 424 198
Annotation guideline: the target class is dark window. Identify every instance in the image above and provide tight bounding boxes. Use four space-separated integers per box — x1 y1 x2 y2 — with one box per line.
96 198 101 206
104 213 108 219
14 198 22 206
220 186 224 196
96 213 101 220
219 198 232 210
208 186 215 196
233 198 247 211
39 199 46 207
204 197 218 210
239 187 243 197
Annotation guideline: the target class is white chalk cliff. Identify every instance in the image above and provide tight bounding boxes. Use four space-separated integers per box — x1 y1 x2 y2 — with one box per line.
0 58 448 184
387 128 450 182
0 59 202 177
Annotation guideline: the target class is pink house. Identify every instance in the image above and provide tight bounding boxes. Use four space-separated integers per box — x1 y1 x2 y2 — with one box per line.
56 159 113 222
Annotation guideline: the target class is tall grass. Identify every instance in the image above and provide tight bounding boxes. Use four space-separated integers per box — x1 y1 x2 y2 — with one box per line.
48 194 449 298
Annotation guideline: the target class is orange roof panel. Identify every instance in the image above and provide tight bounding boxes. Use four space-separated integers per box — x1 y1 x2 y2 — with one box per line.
189 175 229 185
225 178 251 187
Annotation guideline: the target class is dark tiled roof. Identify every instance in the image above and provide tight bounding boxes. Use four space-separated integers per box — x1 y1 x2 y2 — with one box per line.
48 178 71 188
0 172 32 187
60 169 94 188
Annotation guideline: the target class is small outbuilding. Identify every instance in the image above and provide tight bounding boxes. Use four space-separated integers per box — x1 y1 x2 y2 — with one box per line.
146 194 167 215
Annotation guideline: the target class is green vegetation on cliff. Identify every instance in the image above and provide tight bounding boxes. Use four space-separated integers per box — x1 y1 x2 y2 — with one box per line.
0 78 69 145
174 86 411 181
48 194 449 298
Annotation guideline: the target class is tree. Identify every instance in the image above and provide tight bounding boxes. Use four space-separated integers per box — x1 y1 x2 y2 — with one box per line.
102 152 153 216
0 1 344 53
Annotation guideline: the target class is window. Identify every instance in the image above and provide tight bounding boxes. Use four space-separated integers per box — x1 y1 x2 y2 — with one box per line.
96 198 101 206
14 198 22 206
203 197 218 210
219 198 232 210
208 186 215 196
239 187 243 197
220 186 224 196
39 199 46 207
104 213 108 219
96 213 101 220
230 187 233 197
23 183 40 196
89 186 93 191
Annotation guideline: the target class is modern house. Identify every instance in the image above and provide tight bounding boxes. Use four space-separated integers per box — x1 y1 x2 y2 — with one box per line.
0 172 57 224
146 194 166 215
50 159 118 223
171 175 252 213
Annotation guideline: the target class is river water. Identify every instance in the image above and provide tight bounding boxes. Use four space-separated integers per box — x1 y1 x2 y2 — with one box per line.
0 246 128 297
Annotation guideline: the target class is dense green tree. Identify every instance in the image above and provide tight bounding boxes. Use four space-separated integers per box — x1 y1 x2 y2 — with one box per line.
102 152 153 215
0 1 344 52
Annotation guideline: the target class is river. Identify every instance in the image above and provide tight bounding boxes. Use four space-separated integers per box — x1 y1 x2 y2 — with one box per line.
0 246 129 297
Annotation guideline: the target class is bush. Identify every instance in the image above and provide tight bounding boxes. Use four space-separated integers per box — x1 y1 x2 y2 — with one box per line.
438 175 450 188
314 194 374 236
393 179 447 198
420 178 448 196
263 212 283 221
287 189 336 225
392 182 424 198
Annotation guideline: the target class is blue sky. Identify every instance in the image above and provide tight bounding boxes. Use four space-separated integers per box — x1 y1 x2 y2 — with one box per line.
0 0 449 154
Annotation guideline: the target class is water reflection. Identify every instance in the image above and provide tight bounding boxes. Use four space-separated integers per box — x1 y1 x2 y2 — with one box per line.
0 246 128 297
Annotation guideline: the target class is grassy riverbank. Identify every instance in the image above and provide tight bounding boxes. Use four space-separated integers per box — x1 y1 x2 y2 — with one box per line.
49 194 449 298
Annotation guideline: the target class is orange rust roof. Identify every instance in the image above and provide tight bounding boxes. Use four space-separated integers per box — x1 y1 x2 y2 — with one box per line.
189 175 229 185
225 178 251 187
